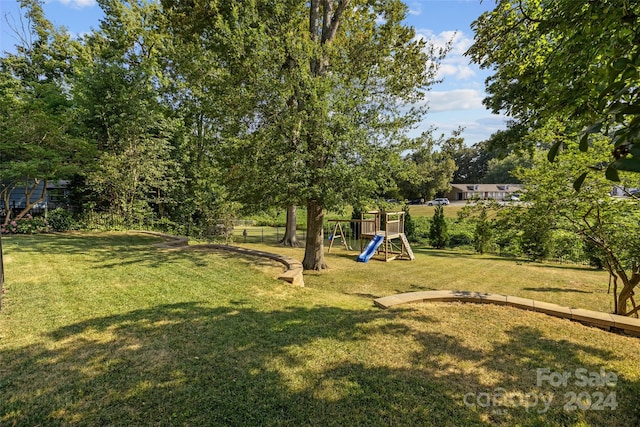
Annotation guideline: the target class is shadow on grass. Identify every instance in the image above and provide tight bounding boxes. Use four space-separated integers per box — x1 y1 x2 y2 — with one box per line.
321 250 360 261
411 248 523 265
343 292 382 299
519 262 601 273
412 247 602 273
407 284 439 291
411 248 476 258
2 232 177 266
2 234 638 425
523 287 593 294
2 302 639 426
1 233 284 273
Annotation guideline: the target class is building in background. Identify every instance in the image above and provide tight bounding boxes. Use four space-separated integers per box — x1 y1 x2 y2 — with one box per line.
446 184 522 201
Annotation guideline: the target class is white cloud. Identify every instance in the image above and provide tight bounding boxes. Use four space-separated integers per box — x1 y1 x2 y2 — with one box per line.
408 2 422 16
415 29 472 55
415 28 477 81
408 27 506 143
427 89 484 112
412 112 508 144
57 0 97 8
438 62 476 80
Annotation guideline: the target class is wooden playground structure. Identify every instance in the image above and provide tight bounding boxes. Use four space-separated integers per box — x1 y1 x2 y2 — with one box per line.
328 211 415 262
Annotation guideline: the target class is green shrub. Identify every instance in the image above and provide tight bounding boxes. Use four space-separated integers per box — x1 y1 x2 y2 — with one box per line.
155 217 179 234
584 238 605 269
79 211 128 231
47 208 77 232
446 219 473 249
247 210 285 227
412 216 431 241
1 214 49 234
520 220 552 261
403 204 416 242
550 230 586 263
473 208 493 254
429 205 449 249
492 220 521 256
449 230 473 248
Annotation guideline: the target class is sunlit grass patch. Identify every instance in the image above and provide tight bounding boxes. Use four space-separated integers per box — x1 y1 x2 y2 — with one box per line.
406 203 466 218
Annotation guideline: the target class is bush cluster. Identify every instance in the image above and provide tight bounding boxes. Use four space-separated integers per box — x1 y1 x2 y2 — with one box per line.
47 208 78 232
1 214 50 234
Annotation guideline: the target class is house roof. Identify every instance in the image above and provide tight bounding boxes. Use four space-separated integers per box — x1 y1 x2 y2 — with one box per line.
450 183 522 192
46 180 69 189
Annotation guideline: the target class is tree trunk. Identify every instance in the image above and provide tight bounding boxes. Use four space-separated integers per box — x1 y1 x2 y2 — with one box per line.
302 199 328 270
281 204 300 247
618 294 630 316
14 179 48 221
607 256 640 316
617 284 635 316
300 0 349 271
1 185 11 226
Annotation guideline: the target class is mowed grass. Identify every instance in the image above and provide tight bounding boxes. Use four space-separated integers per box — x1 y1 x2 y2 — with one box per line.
1 232 639 426
406 203 466 219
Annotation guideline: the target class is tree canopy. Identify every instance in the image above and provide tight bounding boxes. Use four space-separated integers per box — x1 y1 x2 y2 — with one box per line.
397 132 457 201
161 0 446 269
0 0 92 223
2 0 445 270
515 138 640 316
467 0 640 181
75 0 179 222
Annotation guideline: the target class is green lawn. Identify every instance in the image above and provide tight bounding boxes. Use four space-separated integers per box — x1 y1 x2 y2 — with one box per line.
406 203 466 219
1 232 639 426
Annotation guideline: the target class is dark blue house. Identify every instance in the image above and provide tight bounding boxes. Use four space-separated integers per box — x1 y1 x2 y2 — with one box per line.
3 180 69 211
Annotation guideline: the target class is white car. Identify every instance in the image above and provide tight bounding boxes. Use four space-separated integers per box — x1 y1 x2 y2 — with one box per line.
427 198 450 206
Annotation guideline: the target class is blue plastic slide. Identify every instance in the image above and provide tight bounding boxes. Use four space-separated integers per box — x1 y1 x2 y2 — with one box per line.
357 234 384 263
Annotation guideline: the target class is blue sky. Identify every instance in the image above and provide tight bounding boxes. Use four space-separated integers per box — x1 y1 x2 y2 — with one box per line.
402 0 504 144
0 0 504 144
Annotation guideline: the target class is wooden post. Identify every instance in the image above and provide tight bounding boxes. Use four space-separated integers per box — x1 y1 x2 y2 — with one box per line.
327 221 350 252
328 221 339 252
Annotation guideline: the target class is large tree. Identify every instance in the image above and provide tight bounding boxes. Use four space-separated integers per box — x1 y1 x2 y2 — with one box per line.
482 152 532 184
0 0 92 224
397 132 457 201
286 0 444 270
74 0 179 224
161 0 273 236
516 137 640 316
467 0 640 180
451 140 497 184
163 0 444 269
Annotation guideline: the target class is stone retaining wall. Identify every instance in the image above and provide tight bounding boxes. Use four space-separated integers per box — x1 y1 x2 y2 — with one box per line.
134 231 304 286
374 290 640 337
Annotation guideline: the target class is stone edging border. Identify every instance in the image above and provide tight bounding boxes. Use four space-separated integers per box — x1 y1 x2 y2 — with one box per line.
132 231 304 286
374 290 640 337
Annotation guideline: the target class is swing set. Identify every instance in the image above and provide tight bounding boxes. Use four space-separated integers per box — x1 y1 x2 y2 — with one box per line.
327 211 415 262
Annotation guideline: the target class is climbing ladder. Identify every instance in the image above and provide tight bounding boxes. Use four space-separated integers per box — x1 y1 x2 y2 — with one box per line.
399 233 415 260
